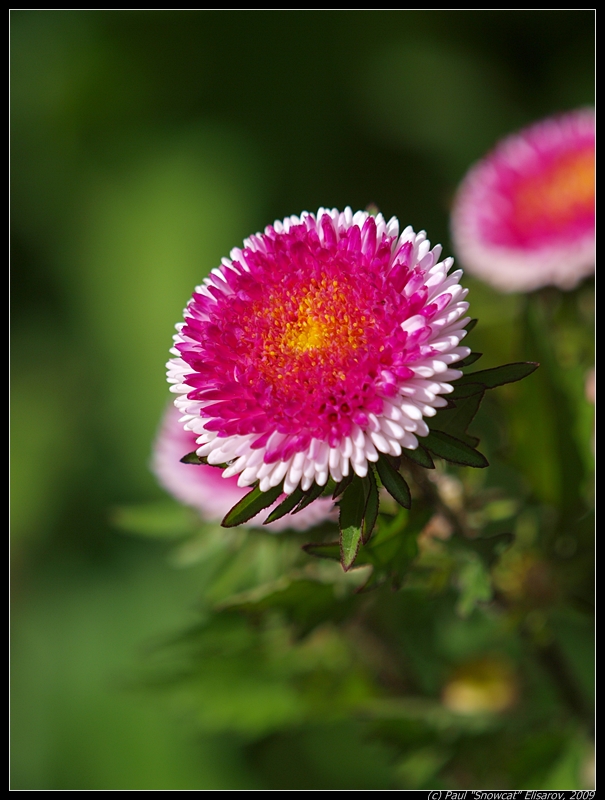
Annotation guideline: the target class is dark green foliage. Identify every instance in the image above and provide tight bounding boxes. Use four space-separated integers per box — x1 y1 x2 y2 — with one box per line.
180 450 203 465
401 445 435 469
293 482 326 514
180 451 228 469
454 362 539 392
264 486 307 524
457 351 483 368
222 484 284 527
376 457 412 509
361 470 379 544
424 430 489 468
339 477 367 570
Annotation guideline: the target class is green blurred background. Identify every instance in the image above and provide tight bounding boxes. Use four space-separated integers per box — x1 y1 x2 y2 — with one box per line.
11 10 594 789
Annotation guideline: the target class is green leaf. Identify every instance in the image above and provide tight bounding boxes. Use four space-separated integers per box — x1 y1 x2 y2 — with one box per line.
320 477 338 497
302 541 341 561
465 318 478 334
431 390 484 447
180 450 203 464
356 506 428 592
222 483 283 527
457 351 483 368
263 485 306 524
180 450 228 468
454 361 539 390
362 468 379 544
332 472 354 499
449 382 485 400
401 445 435 469
294 481 325 513
339 477 366 571
424 430 488 468
376 456 412 509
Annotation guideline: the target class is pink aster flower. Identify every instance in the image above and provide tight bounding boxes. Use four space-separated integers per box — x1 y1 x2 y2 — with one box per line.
451 109 595 292
153 403 336 530
167 208 470 496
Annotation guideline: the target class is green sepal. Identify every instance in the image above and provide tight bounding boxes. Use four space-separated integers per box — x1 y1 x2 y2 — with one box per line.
320 478 338 497
339 476 366 571
430 390 485 447
465 318 478 334
293 481 325 513
180 450 203 465
362 468 379 544
449 382 485 399
424 430 488 468
457 351 483 368
180 450 228 469
454 361 539 390
222 483 283 527
263 485 306 524
332 471 354 500
401 445 435 469
376 456 412 509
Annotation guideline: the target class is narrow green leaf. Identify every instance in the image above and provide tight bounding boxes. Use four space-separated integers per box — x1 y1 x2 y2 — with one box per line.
321 478 338 497
376 456 412 509
263 485 305 524
424 430 488 468
180 451 228 468
449 382 485 399
362 468 379 544
457 351 483 368
180 450 203 465
465 318 478 334
302 541 341 561
332 471 354 499
401 445 435 469
339 477 366 570
222 483 283 527
455 362 539 390
294 481 325 513
431 390 485 446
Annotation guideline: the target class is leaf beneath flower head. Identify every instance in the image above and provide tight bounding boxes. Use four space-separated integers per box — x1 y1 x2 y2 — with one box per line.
424 430 488 468
449 382 485 400
376 456 412 509
222 483 284 527
362 468 379 544
339 477 367 571
180 450 203 465
180 450 229 468
454 362 539 390
294 481 325 513
457 351 483 368
430 390 484 447
401 445 435 469
332 472 354 499
263 485 306 524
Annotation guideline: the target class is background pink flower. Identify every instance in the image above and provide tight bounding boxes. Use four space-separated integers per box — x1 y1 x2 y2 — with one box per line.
451 109 595 292
152 404 337 530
